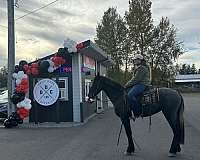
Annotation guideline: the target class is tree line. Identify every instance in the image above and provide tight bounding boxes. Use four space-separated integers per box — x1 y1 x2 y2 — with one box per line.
95 0 184 86
178 64 200 75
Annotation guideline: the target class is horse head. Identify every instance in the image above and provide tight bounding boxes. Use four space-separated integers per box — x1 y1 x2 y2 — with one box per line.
87 73 103 103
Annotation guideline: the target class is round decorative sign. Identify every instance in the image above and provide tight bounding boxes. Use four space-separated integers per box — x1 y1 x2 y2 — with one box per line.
33 79 59 106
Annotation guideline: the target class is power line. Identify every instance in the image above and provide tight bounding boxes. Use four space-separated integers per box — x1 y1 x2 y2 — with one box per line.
0 0 60 29
15 0 60 21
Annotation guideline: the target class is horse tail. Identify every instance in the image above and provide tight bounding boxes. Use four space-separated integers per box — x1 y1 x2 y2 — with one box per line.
177 94 185 144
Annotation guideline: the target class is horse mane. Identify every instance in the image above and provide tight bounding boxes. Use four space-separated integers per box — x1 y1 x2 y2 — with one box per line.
99 76 124 91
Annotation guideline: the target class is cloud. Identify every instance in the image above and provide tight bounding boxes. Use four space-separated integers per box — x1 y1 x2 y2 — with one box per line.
179 49 200 69
0 0 199 69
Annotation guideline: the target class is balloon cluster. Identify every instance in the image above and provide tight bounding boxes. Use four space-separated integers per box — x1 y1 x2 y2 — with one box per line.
31 48 67 74
4 60 31 128
4 48 68 128
4 112 23 128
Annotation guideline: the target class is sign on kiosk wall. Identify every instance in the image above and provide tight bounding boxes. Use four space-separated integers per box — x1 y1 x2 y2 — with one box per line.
33 79 59 106
83 55 95 70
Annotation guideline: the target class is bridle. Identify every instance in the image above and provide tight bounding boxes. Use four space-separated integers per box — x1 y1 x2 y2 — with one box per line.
87 77 101 102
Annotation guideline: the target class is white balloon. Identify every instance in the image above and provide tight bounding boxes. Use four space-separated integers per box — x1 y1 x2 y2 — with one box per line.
63 38 77 53
25 98 31 104
16 79 21 85
24 103 32 110
17 102 23 108
21 101 26 107
12 73 18 79
16 71 25 80
22 74 28 79
18 71 24 76
48 67 54 73
68 48 73 53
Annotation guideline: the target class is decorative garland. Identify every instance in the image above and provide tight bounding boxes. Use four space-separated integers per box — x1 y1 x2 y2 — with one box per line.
4 48 71 128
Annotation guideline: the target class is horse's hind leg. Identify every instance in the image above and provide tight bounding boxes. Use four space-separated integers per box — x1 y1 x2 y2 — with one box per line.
121 117 135 154
162 111 180 155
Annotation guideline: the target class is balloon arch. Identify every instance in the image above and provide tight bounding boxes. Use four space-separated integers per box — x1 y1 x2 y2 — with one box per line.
4 46 77 128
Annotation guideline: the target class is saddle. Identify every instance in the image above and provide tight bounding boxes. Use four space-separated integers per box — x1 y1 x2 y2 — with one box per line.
138 87 160 106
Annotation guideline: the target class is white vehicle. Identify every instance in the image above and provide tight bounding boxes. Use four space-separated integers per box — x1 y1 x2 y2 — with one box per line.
0 90 8 118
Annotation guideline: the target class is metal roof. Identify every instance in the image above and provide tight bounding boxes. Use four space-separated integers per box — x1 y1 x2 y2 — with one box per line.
175 74 200 83
78 40 114 66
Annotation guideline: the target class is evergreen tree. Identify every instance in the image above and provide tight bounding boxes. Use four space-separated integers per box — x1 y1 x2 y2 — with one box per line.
191 64 197 74
198 69 200 74
186 64 191 74
179 64 187 75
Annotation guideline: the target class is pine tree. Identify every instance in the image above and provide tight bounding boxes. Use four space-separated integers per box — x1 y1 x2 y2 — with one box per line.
186 65 191 74
191 64 197 74
179 64 187 75
198 69 200 74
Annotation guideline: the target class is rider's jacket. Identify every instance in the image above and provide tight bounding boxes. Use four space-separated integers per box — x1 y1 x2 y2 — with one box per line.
125 65 151 88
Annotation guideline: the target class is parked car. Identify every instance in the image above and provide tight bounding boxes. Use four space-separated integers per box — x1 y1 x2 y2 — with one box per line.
0 90 8 118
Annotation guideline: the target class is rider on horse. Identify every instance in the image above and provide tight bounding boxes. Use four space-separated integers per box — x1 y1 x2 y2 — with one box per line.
125 54 151 118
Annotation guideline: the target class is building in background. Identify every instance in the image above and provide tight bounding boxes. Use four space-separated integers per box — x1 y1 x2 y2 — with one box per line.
175 74 200 89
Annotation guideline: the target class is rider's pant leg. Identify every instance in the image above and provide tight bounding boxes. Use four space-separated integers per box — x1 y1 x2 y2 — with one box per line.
127 84 145 115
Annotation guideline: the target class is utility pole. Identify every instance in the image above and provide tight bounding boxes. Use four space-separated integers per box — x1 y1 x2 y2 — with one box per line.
7 0 15 116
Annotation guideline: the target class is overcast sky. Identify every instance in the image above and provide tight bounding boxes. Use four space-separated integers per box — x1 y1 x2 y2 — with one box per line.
0 0 200 68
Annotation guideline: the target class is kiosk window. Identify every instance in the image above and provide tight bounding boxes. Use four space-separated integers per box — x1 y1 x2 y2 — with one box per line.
53 78 68 101
59 78 68 100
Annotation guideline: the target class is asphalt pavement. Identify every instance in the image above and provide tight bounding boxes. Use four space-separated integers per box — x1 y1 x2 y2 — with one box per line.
0 93 200 160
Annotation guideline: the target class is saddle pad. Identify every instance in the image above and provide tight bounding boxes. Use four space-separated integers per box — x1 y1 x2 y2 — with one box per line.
140 88 159 106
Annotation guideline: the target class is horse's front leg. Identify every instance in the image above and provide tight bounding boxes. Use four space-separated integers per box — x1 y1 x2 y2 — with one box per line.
121 117 135 155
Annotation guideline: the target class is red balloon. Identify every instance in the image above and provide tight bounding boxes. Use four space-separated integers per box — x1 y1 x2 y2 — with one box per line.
61 58 65 65
26 66 32 75
76 42 84 51
52 57 61 67
51 55 65 67
23 64 29 72
16 84 29 93
21 78 29 86
31 63 39 68
17 108 29 119
26 69 31 75
31 67 39 75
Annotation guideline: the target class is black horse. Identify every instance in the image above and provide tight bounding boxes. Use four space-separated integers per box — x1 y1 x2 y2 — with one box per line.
87 74 184 157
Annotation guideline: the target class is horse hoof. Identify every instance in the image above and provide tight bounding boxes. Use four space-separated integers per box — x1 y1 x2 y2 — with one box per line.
177 146 181 152
124 151 134 156
168 152 176 157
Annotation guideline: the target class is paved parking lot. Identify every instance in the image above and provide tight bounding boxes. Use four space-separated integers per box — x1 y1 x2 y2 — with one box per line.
0 93 200 160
